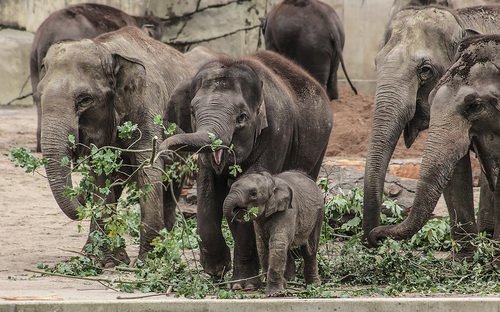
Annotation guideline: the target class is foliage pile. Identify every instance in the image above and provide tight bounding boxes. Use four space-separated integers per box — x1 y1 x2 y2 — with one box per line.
9 119 500 298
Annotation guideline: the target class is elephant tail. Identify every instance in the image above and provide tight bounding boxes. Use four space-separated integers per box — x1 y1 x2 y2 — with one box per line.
331 34 358 96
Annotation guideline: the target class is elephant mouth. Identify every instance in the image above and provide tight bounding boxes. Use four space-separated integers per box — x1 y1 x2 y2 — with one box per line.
210 149 230 175
231 206 249 223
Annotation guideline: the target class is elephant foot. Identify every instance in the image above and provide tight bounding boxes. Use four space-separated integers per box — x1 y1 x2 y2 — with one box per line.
200 247 232 279
305 275 321 286
266 285 287 297
449 248 475 262
229 275 261 291
85 246 130 268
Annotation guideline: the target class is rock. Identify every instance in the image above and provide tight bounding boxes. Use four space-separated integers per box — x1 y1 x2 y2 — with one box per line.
0 29 33 106
320 162 417 214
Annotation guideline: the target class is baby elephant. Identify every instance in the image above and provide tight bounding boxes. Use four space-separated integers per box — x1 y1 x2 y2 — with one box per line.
223 171 324 296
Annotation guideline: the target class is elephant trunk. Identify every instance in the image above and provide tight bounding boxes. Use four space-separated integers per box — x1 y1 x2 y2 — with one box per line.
368 117 471 245
41 116 81 220
363 72 418 238
161 112 233 155
223 191 244 222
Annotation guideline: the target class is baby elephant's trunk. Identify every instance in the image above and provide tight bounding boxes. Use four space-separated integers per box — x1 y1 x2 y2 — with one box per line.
223 193 241 221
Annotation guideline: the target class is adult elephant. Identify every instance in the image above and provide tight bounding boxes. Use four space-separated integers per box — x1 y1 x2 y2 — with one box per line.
31 3 163 152
369 35 500 244
363 5 500 256
261 0 357 100
39 27 191 266
159 51 332 289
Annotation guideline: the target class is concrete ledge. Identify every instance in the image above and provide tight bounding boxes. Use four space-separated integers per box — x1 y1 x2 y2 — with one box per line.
2 298 500 312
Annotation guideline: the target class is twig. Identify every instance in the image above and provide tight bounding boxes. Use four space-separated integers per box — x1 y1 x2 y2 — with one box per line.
116 286 172 300
24 269 145 285
57 248 86 256
115 266 140 273
98 280 120 292
5 92 32 105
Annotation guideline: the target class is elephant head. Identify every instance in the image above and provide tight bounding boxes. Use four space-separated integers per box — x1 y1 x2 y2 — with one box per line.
363 6 479 238
369 35 500 244
223 172 292 222
160 58 268 175
38 39 145 220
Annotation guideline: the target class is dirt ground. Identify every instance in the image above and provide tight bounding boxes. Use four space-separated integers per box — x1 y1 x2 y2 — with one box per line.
327 86 427 158
0 87 430 297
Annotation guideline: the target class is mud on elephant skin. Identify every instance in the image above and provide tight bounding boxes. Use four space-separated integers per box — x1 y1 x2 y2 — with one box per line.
160 50 332 289
223 171 324 296
363 5 500 250
261 0 357 100
31 3 164 152
369 35 500 250
39 27 192 267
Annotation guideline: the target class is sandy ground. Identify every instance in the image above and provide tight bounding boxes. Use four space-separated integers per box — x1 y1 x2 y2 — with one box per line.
0 88 448 299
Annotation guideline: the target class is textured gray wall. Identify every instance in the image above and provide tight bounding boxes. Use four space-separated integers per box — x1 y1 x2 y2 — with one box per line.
1 0 493 105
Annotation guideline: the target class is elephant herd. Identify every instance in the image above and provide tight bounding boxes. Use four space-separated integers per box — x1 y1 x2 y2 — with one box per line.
28 0 500 296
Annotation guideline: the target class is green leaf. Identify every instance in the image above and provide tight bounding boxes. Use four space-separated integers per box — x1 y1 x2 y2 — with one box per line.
153 114 163 126
117 121 138 140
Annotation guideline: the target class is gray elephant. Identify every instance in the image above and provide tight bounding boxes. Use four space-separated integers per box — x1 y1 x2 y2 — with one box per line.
261 0 357 100
363 5 500 256
223 171 324 297
369 35 500 245
390 0 450 17
160 51 332 290
39 27 191 266
31 3 163 152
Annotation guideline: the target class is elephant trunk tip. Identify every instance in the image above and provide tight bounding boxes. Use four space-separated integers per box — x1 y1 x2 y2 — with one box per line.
367 224 399 248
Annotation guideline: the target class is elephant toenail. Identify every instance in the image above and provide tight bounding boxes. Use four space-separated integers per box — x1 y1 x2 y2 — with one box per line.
231 283 243 290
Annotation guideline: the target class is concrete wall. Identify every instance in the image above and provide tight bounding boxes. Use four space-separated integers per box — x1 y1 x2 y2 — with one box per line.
16 0 500 106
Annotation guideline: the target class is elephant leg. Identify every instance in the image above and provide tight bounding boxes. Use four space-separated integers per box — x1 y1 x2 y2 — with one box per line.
478 173 495 236
227 220 261 290
197 168 231 278
301 245 320 286
35 93 42 153
492 175 500 241
265 235 288 297
284 251 296 281
135 152 166 258
442 153 478 259
326 56 340 100
84 175 130 267
162 179 182 231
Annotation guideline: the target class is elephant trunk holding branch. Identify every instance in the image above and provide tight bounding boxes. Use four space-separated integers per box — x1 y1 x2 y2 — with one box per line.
160 51 332 289
363 5 500 255
369 35 500 245
261 0 357 100
223 171 324 296
39 27 191 266
31 3 163 152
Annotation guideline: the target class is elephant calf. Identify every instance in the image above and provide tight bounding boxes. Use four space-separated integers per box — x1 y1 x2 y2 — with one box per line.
223 171 324 296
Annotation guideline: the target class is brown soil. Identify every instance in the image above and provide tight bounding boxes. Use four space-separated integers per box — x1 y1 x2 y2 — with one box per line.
327 86 427 158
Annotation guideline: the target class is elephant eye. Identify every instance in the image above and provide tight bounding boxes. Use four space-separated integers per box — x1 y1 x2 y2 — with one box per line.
418 64 434 82
249 189 258 199
463 95 485 119
237 113 248 124
75 94 94 110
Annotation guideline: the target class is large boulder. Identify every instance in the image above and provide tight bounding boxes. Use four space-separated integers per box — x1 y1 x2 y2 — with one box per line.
0 29 33 106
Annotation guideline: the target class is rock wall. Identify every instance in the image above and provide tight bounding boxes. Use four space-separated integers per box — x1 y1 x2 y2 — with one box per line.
2 0 495 105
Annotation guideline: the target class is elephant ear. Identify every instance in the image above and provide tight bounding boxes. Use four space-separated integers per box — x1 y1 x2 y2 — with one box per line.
254 85 268 143
472 137 498 192
112 53 146 118
265 178 292 218
166 80 194 134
